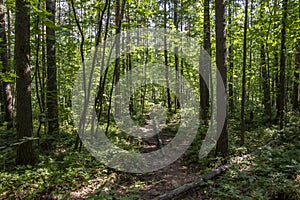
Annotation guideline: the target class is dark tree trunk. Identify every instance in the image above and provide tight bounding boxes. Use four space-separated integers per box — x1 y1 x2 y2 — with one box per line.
240 0 248 146
277 0 288 129
106 0 125 134
261 44 271 119
215 0 228 158
164 0 171 112
293 40 300 111
259 0 271 120
275 52 280 118
200 0 210 122
0 0 13 128
46 0 59 135
174 0 179 111
228 0 234 114
15 0 35 165
114 0 121 118
292 2 300 111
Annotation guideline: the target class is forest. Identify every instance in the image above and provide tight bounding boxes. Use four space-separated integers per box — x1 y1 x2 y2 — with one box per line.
0 0 300 199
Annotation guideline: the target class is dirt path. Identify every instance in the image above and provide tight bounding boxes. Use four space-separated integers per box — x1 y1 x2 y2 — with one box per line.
115 156 204 199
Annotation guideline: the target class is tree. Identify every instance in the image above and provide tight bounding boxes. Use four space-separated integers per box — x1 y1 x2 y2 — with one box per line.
174 0 179 111
215 0 228 158
46 0 59 135
15 0 35 165
277 0 288 129
114 0 121 118
292 0 300 111
259 0 271 120
228 0 234 114
200 0 210 122
240 0 248 146
0 0 13 128
164 0 171 112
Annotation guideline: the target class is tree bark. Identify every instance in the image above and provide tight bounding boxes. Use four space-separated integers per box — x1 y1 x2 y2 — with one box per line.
215 0 228 158
174 0 179 111
200 0 210 122
46 0 59 135
164 0 171 112
228 0 234 114
15 0 35 165
114 0 121 118
261 44 271 119
278 0 288 129
292 1 300 111
293 41 300 111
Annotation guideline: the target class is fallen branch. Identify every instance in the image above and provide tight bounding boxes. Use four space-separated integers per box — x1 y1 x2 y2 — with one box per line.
152 164 229 200
153 135 282 200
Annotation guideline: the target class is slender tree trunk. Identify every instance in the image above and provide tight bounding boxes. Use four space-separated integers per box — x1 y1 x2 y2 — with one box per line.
293 43 300 111
200 0 210 122
240 0 248 145
278 0 288 129
215 0 228 158
35 0 44 137
46 0 59 135
0 0 13 128
95 0 111 121
106 0 125 134
15 0 34 165
292 1 300 111
275 52 280 118
247 0 253 103
164 0 171 112
174 0 179 111
114 0 121 118
228 0 234 114
261 44 271 119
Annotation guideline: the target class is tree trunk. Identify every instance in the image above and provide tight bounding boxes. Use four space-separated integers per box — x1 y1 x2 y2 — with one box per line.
292 2 300 111
174 0 179 111
261 44 271 119
277 0 288 129
0 0 13 128
215 0 228 158
46 0 59 135
114 0 121 118
293 41 300 111
240 0 248 145
15 0 35 165
200 0 210 122
228 0 234 114
164 0 171 112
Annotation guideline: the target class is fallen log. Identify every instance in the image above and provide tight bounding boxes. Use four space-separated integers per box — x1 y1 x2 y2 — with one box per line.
152 136 281 200
152 164 230 200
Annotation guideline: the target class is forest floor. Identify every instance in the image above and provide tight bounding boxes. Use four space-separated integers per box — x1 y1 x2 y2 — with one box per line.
0 114 300 199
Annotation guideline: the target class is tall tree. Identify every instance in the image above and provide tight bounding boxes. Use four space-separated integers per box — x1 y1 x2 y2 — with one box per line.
261 44 271 118
46 0 59 135
260 0 271 120
174 0 179 111
240 0 248 145
200 0 210 122
292 0 300 111
277 0 288 129
15 0 35 165
114 0 121 118
164 0 171 112
0 0 13 127
228 0 234 114
215 0 228 158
